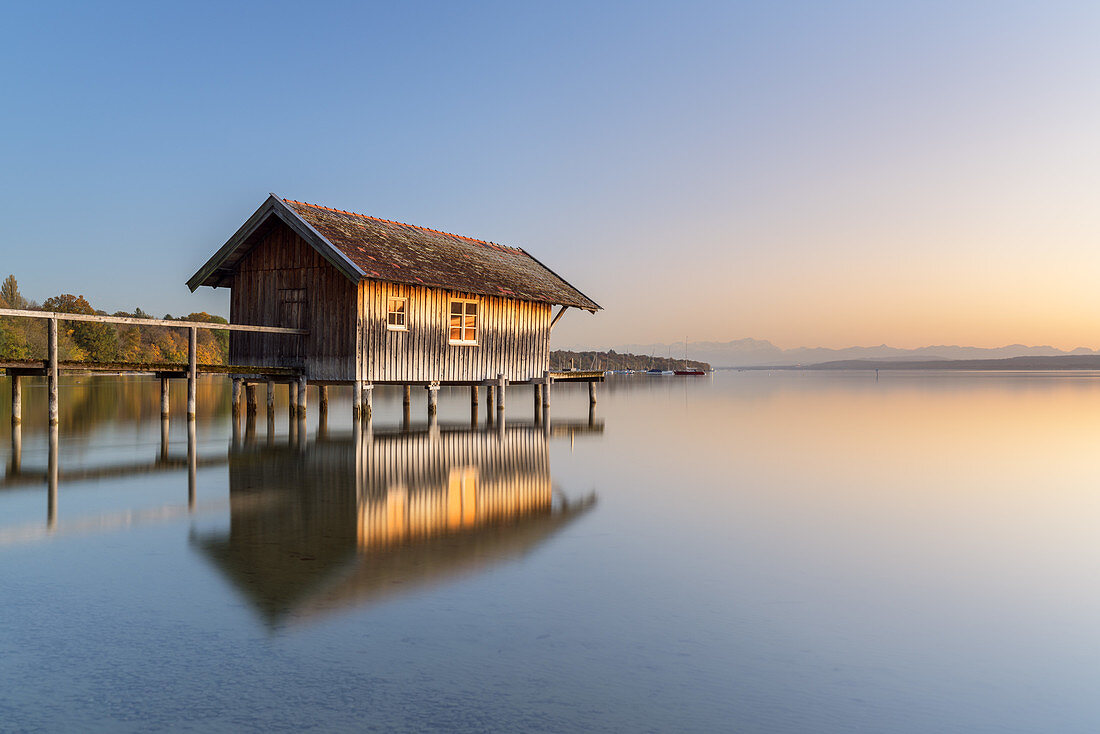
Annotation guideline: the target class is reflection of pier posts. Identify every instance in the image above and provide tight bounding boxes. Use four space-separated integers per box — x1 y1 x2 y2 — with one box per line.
267 380 275 417
533 382 542 421
319 385 328 419
245 411 257 446
231 405 241 449
353 381 362 420
47 424 58 528
186 326 197 421
160 416 170 462
47 317 58 427
246 382 258 416
288 381 297 428
402 384 411 415
402 390 411 430
231 378 242 418
316 403 328 441
497 373 506 414
160 377 170 419
542 370 551 412
487 383 495 413
589 402 596 427
297 416 307 451
589 380 597 405
9 424 21 476
187 419 196 510
11 374 21 426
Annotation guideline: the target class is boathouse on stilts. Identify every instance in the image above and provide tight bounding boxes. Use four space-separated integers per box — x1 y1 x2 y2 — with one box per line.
186 194 602 421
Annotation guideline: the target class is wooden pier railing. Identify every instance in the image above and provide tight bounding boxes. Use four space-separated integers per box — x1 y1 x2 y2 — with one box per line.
0 307 306 426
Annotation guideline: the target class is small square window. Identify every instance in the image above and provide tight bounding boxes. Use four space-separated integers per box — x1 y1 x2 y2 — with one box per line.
387 297 407 330
449 299 478 344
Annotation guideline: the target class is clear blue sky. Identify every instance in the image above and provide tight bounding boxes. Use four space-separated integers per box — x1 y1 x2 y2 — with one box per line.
3 1 1099 349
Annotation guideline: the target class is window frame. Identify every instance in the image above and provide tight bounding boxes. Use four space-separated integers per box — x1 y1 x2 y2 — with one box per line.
448 298 479 345
387 296 408 331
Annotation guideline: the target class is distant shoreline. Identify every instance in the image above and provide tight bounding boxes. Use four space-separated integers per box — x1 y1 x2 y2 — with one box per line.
722 355 1100 371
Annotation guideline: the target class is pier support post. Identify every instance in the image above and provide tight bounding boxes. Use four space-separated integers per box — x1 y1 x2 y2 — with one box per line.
471 385 479 408
403 384 411 411
297 375 307 418
160 377 169 419
353 381 363 419
497 374 506 412
266 381 275 416
246 383 258 416
427 383 439 417
10 374 20 426
319 385 328 416
186 326 197 421
363 383 373 421
534 382 541 420
288 381 298 422
231 379 242 417
47 317 58 426
486 384 495 413
160 415 169 462
542 371 551 411
589 380 597 405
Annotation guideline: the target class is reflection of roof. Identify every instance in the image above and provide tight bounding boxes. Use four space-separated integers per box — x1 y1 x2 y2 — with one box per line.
193 429 596 628
188 195 600 311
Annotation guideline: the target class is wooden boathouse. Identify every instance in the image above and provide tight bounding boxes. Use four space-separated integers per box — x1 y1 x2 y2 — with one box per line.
187 194 602 416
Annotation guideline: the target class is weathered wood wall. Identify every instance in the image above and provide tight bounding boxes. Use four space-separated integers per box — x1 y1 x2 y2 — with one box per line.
359 281 552 384
229 222 357 381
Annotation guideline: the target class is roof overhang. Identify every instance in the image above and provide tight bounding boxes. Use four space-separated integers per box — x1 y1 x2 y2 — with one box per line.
186 194 365 291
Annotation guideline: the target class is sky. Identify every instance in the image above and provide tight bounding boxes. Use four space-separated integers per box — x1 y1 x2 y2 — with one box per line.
2 0 1099 350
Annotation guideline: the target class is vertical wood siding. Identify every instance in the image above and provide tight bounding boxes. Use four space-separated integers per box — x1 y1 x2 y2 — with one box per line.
359 281 552 383
229 222 357 381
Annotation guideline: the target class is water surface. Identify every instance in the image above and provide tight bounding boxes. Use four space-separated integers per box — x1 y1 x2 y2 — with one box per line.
3 371 1100 732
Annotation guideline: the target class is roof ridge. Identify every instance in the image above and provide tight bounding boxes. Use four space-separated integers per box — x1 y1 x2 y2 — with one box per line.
283 198 522 253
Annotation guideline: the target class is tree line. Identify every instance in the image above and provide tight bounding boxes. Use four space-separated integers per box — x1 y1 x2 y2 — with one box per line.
0 275 229 364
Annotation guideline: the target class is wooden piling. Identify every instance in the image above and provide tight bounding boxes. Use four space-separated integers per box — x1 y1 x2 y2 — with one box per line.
231 379 242 419
10 374 20 426
160 377 170 419
353 381 363 419
47 317 58 426
297 375 307 418
319 385 329 415
289 381 298 421
542 370 551 410
403 384 411 411
246 383 258 415
363 383 373 421
186 326 197 421
266 381 275 415
533 383 541 418
486 384 495 413
427 383 439 417
497 373 506 412
589 380 597 405
471 385 479 407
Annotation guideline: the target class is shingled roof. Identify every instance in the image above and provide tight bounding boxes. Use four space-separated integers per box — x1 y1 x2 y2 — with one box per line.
187 194 600 311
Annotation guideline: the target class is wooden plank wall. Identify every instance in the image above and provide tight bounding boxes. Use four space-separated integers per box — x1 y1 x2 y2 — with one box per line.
360 280 552 383
229 222 357 381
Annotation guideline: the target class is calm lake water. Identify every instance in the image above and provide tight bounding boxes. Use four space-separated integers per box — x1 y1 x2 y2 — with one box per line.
4 370 1100 732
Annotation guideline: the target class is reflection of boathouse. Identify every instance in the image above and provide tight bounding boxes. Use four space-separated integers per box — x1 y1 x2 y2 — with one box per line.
198 426 595 626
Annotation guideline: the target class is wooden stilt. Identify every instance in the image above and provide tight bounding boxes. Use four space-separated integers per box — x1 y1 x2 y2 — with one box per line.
186 326 197 421
246 383 258 415
363 383 373 421
47 317 58 426
486 384 495 413
403 384 411 410
160 416 169 462
297 375 307 418
319 385 328 415
353 380 363 419
10 374 20 426
471 385 479 406
289 381 298 421
160 377 169 419
427 383 439 417
266 381 275 416
589 380 597 405
231 378 242 416
534 383 541 419
497 373 506 412
542 370 551 410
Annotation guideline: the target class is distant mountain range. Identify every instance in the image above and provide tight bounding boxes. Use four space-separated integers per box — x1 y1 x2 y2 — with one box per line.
614 338 1100 368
